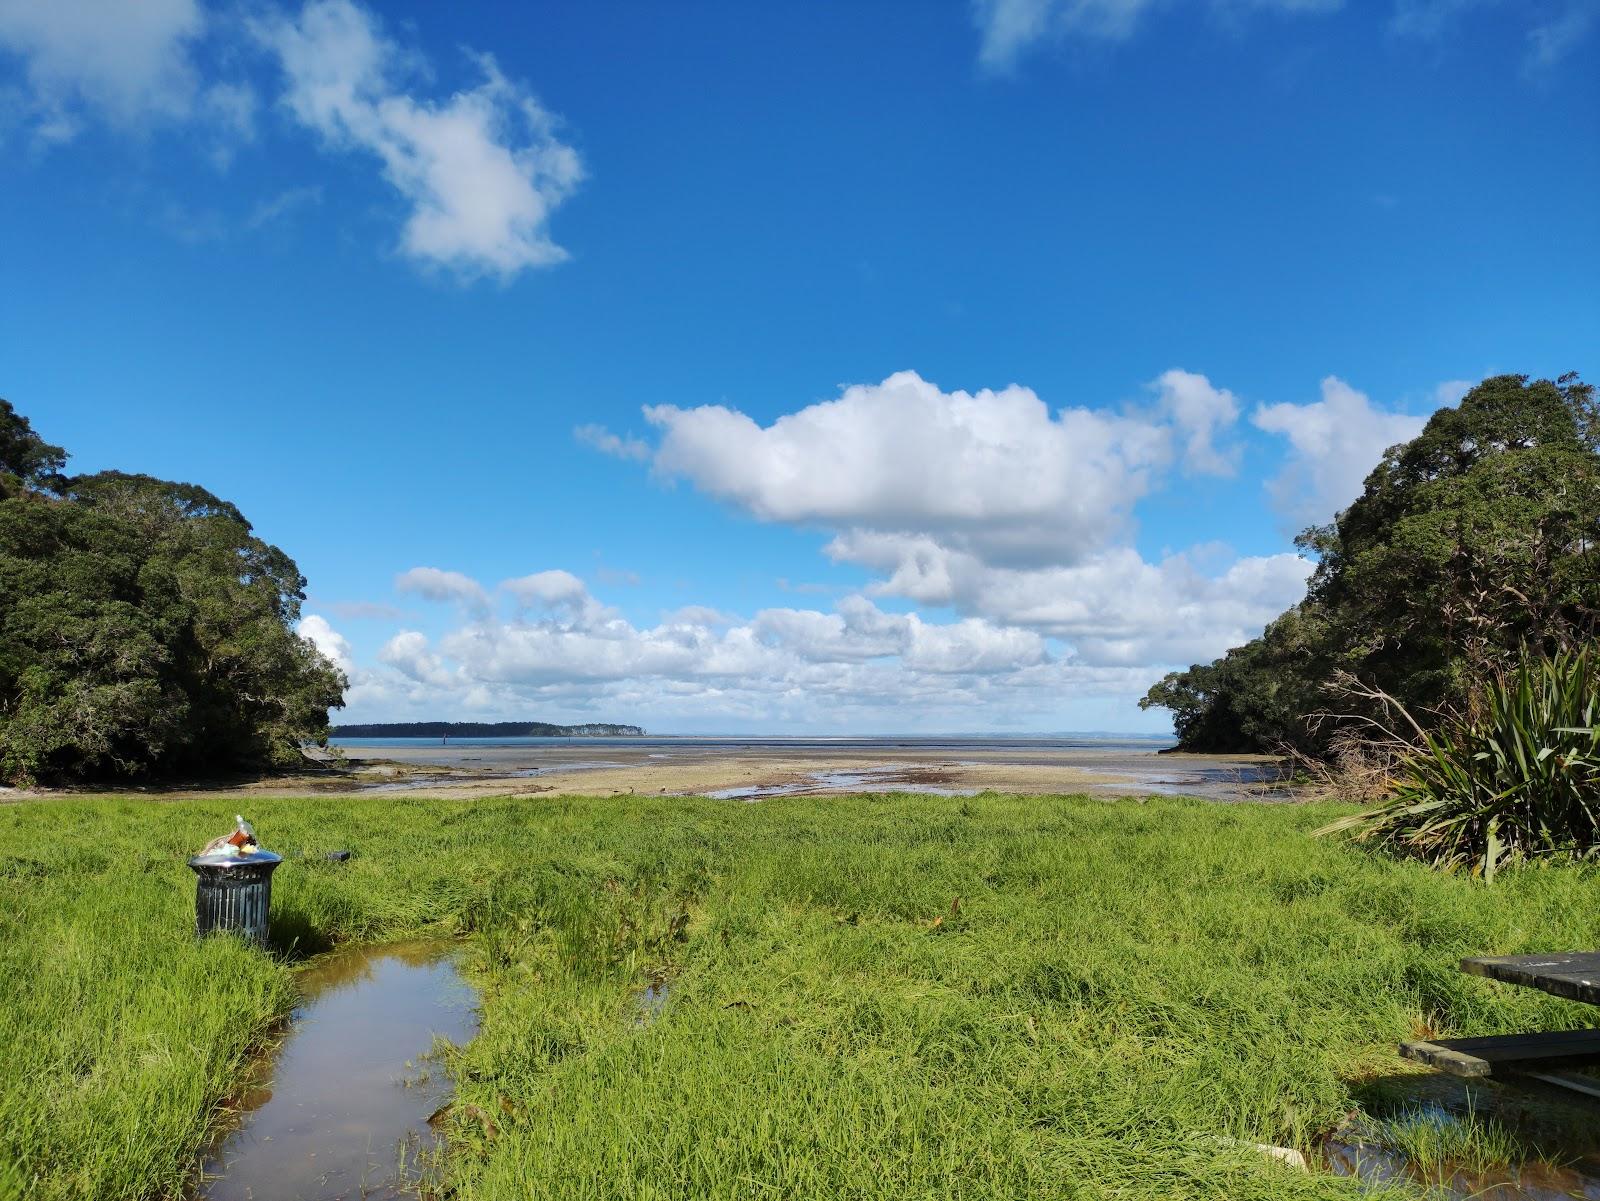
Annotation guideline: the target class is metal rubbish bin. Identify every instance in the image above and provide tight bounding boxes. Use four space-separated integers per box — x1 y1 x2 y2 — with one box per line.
188 850 283 946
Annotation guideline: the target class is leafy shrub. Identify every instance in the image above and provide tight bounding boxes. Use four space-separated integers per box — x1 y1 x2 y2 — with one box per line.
1318 651 1600 878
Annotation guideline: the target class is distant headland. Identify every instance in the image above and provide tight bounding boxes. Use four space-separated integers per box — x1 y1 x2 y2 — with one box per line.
332 721 645 738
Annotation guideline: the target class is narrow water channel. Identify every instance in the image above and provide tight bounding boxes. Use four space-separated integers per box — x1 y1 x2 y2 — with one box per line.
197 941 478 1201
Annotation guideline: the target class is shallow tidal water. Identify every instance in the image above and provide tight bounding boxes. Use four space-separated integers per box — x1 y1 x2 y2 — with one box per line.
1322 1084 1600 1201
198 941 477 1201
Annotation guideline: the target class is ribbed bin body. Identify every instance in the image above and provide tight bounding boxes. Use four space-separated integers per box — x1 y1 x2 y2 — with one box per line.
189 854 282 946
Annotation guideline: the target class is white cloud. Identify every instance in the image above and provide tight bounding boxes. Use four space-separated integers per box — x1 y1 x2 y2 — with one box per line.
298 613 355 675
1151 368 1241 476
336 570 1102 728
0 0 205 140
379 629 457 687
324 560 1309 731
575 423 651 461
1251 375 1428 528
395 566 489 610
664 605 736 627
500 569 618 626
503 568 588 608
578 367 1314 671
827 534 1311 666
255 0 582 279
972 0 1341 69
329 369 1470 728
642 370 1180 569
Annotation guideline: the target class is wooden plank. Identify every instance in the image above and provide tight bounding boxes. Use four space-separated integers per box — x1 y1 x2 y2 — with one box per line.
1399 1028 1600 1078
1461 952 1600 1006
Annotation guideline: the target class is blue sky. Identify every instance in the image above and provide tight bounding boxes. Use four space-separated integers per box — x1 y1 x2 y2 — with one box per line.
3 0 1596 733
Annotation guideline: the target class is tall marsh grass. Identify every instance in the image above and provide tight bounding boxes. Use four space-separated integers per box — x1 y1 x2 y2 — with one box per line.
2 792 1598 1199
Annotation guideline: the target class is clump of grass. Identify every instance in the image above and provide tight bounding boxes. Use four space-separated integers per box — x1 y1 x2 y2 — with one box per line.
1365 1100 1529 1176
1318 650 1600 879
3 792 1598 1200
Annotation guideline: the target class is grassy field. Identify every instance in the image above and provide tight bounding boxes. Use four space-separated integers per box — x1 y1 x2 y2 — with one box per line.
2 791 1598 1200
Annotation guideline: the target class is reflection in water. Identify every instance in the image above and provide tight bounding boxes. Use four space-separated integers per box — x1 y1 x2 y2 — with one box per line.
1322 1082 1600 1201
1129 763 1287 797
633 979 671 1027
1325 1134 1600 1200
708 767 981 800
198 941 478 1201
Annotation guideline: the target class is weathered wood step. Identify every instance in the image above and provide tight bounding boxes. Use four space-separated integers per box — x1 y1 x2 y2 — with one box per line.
1400 1028 1600 1078
1461 952 1600 1006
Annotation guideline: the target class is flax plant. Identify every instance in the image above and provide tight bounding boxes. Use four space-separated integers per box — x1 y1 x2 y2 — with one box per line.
1318 651 1600 878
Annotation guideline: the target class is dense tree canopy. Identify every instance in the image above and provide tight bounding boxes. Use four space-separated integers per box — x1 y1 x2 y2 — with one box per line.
1142 374 1600 753
0 402 345 784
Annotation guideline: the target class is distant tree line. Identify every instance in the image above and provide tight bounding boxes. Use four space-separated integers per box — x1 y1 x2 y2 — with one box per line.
0 400 346 785
1141 374 1600 755
334 721 645 738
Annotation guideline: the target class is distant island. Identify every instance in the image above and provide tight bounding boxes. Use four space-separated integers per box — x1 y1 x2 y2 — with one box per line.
332 721 645 738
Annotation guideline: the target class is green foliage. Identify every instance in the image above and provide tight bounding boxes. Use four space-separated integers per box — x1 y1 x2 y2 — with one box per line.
4 792 1597 1200
1142 373 1600 755
1317 651 1600 877
0 400 66 496
0 406 345 784
1360 1101 1527 1176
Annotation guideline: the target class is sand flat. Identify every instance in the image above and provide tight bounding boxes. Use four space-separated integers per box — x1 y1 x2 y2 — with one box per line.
205 738 1289 801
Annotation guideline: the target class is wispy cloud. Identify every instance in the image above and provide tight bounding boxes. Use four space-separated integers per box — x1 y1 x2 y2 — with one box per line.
245 184 324 229
575 423 651 461
1525 2 1596 68
0 0 204 139
253 0 582 280
972 0 1341 70
395 565 490 612
1391 0 1597 69
0 0 258 151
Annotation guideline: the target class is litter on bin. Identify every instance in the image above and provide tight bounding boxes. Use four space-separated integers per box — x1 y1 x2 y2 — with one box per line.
197 814 264 861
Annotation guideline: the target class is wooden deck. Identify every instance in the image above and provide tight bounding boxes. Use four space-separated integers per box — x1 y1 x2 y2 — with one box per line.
1461 952 1600 1006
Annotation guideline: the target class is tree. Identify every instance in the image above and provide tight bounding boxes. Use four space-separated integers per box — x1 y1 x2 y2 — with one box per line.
0 399 66 495
1141 374 1600 753
0 407 346 784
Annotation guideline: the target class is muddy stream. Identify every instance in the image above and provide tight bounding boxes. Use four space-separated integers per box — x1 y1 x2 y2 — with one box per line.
196 941 477 1201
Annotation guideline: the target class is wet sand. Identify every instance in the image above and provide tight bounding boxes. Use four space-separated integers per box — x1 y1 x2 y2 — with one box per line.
253 739 1290 802
0 738 1291 802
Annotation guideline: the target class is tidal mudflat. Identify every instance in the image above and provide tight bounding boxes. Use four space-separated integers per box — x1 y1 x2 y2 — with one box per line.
302 734 1287 801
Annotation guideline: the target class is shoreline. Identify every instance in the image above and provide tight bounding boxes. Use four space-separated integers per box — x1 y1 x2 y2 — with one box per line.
4 742 1291 802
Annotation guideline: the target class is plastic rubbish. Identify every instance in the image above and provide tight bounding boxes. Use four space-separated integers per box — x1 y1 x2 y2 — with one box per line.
198 814 263 860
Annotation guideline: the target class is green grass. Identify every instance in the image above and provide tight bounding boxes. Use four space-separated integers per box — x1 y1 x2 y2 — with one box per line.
2 791 1598 1200
1363 1101 1528 1176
